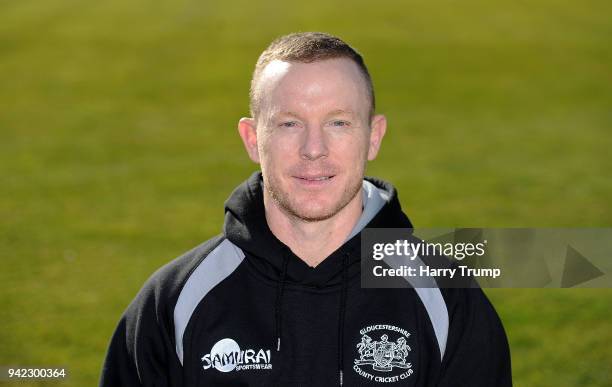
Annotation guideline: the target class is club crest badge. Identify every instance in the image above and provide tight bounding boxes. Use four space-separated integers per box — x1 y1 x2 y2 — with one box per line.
353 324 414 383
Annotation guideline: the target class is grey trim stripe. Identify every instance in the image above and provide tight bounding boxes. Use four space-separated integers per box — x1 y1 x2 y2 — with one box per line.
413 286 449 360
384 253 449 360
174 239 245 364
347 180 391 241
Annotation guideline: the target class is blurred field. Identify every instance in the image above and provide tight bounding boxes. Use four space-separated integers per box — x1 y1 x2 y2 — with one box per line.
1 0 610 386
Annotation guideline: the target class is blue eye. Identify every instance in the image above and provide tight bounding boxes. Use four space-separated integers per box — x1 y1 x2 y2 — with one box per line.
332 120 350 127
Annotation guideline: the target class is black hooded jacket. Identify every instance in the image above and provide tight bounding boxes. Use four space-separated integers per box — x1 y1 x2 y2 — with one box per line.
100 172 512 386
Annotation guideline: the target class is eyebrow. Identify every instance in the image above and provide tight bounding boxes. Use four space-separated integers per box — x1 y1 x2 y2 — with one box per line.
272 109 355 120
273 111 302 120
327 109 355 117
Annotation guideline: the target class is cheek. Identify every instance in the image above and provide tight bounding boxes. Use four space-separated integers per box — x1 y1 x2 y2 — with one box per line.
259 133 296 165
335 134 369 159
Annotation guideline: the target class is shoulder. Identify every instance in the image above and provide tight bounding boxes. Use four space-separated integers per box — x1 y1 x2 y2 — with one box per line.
122 234 228 323
149 235 227 291
440 286 505 329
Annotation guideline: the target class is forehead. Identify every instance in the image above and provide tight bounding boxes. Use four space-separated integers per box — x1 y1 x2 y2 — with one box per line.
257 58 370 120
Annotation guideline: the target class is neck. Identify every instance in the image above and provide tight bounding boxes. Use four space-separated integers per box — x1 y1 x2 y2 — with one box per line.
264 189 363 267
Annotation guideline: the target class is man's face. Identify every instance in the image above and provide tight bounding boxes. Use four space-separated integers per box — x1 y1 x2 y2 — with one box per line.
239 58 386 222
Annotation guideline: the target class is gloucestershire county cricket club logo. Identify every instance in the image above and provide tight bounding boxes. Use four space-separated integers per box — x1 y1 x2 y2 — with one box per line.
353 324 413 383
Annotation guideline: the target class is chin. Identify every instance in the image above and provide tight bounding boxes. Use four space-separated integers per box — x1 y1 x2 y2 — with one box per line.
287 198 325 218
292 208 337 222
266 173 362 222
289 196 350 222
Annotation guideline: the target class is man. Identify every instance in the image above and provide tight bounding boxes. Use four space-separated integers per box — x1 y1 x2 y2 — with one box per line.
100 32 511 386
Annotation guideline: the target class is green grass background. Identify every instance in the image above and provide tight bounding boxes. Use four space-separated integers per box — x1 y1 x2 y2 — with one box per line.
1 0 610 385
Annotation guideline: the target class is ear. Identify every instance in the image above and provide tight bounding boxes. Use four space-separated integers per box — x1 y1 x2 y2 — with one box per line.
367 114 387 161
238 117 260 163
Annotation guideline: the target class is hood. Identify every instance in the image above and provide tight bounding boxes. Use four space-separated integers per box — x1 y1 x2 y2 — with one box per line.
223 171 413 288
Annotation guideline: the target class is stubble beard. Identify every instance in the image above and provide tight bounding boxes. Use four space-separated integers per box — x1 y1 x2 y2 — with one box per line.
263 171 364 223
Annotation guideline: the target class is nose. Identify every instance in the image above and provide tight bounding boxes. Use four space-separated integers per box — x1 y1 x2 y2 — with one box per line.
300 125 329 161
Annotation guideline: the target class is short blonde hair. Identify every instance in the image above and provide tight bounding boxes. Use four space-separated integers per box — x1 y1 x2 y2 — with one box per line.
249 32 375 120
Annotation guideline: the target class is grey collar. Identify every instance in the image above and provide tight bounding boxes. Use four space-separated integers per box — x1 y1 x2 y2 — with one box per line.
346 180 391 241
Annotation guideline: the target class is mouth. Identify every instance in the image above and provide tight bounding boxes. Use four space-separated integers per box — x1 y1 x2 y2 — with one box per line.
297 175 334 181
293 174 336 186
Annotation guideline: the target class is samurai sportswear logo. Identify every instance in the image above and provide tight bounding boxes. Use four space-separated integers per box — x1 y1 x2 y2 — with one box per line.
201 338 272 372
353 324 413 383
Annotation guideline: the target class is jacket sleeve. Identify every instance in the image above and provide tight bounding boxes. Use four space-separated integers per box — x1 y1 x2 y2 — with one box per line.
99 275 181 387
435 287 512 387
